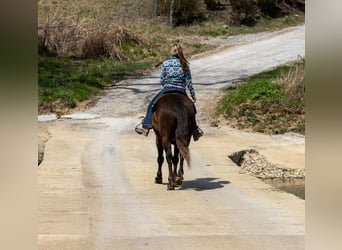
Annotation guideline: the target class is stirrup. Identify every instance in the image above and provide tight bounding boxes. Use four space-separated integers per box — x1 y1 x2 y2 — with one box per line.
135 124 150 136
197 127 203 136
193 127 203 141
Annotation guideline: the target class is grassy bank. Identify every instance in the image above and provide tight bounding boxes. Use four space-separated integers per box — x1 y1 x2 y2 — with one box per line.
38 56 152 114
219 60 305 135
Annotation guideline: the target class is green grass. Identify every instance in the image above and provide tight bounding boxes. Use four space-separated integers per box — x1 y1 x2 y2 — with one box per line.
219 66 291 115
218 64 305 135
38 55 152 109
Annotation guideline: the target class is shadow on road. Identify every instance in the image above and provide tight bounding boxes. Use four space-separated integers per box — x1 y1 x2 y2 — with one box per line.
179 177 230 191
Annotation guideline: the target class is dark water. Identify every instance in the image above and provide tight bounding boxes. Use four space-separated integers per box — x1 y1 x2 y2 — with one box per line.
263 178 305 200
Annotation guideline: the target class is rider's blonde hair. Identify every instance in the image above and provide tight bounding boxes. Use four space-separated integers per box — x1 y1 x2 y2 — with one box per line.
170 44 189 71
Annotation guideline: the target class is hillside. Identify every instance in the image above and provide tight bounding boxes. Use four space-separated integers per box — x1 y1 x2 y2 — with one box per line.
38 0 304 62
38 0 304 115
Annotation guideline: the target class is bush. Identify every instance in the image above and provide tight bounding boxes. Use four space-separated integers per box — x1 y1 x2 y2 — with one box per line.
258 0 288 18
229 0 259 26
38 22 146 60
158 0 207 26
205 0 229 10
229 0 305 26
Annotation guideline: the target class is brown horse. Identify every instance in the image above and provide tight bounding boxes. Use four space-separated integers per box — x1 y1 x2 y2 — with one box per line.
152 92 196 190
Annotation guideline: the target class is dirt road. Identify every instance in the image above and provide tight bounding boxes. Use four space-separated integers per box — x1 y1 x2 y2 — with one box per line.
38 25 305 249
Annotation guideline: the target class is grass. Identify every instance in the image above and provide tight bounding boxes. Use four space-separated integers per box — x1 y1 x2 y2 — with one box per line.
38 56 152 113
219 61 305 135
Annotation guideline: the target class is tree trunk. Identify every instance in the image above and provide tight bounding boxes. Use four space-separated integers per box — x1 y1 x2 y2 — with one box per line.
169 0 175 26
155 0 159 16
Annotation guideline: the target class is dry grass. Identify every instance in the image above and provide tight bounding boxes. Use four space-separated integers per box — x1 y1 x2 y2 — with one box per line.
38 20 148 60
38 0 304 62
279 57 305 102
38 0 154 60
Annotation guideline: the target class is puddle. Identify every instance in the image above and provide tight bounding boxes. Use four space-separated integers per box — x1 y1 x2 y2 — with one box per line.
263 178 305 200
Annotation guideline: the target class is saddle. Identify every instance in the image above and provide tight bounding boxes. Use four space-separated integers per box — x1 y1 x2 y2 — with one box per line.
153 90 197 114
153 90 187 107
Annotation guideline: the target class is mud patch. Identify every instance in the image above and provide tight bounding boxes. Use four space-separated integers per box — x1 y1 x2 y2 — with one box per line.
263 178 305 199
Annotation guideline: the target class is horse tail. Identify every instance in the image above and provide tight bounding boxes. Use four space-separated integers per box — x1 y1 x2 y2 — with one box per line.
175 104 192 168
178 140 191 168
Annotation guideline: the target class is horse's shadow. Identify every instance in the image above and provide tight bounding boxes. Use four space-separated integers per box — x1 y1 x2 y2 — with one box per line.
178 177 230 191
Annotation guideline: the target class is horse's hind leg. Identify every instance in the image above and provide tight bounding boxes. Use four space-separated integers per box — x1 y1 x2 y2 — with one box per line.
165 143 175 190
173 145 182 186
155 137 163 184
176 157 184 186
172 145 179 179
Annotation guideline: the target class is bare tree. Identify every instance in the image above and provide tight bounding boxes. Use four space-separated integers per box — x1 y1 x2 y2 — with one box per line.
155 0 159 16
169 0 175 26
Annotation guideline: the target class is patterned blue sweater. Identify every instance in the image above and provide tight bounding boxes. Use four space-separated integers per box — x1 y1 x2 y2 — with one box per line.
160 56 196 99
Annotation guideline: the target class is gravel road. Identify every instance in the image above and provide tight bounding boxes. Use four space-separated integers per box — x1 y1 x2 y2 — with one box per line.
38 25 305 249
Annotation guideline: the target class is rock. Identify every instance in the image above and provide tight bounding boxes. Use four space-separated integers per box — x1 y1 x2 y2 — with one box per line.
229 149 305 179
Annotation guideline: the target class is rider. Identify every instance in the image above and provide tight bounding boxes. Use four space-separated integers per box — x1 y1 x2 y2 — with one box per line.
135 44 203 141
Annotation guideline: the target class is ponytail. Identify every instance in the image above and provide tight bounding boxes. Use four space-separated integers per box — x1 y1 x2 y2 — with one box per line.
172 44 190 71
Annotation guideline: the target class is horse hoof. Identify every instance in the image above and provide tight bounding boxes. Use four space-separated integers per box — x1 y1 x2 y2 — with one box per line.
155 177 162 184
167 184 175 190
175 177 183 186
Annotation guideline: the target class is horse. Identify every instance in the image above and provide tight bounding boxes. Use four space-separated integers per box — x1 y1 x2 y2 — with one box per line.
151 92 196 190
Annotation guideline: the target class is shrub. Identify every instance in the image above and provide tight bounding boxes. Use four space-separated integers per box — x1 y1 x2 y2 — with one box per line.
258 0 288 18
205 0 229 10
158 0 207 26
38 22 146 60
229 0 259 26
229 0 305 26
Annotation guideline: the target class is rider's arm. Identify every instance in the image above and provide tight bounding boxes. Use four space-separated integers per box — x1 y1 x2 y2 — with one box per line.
185 69 196 101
